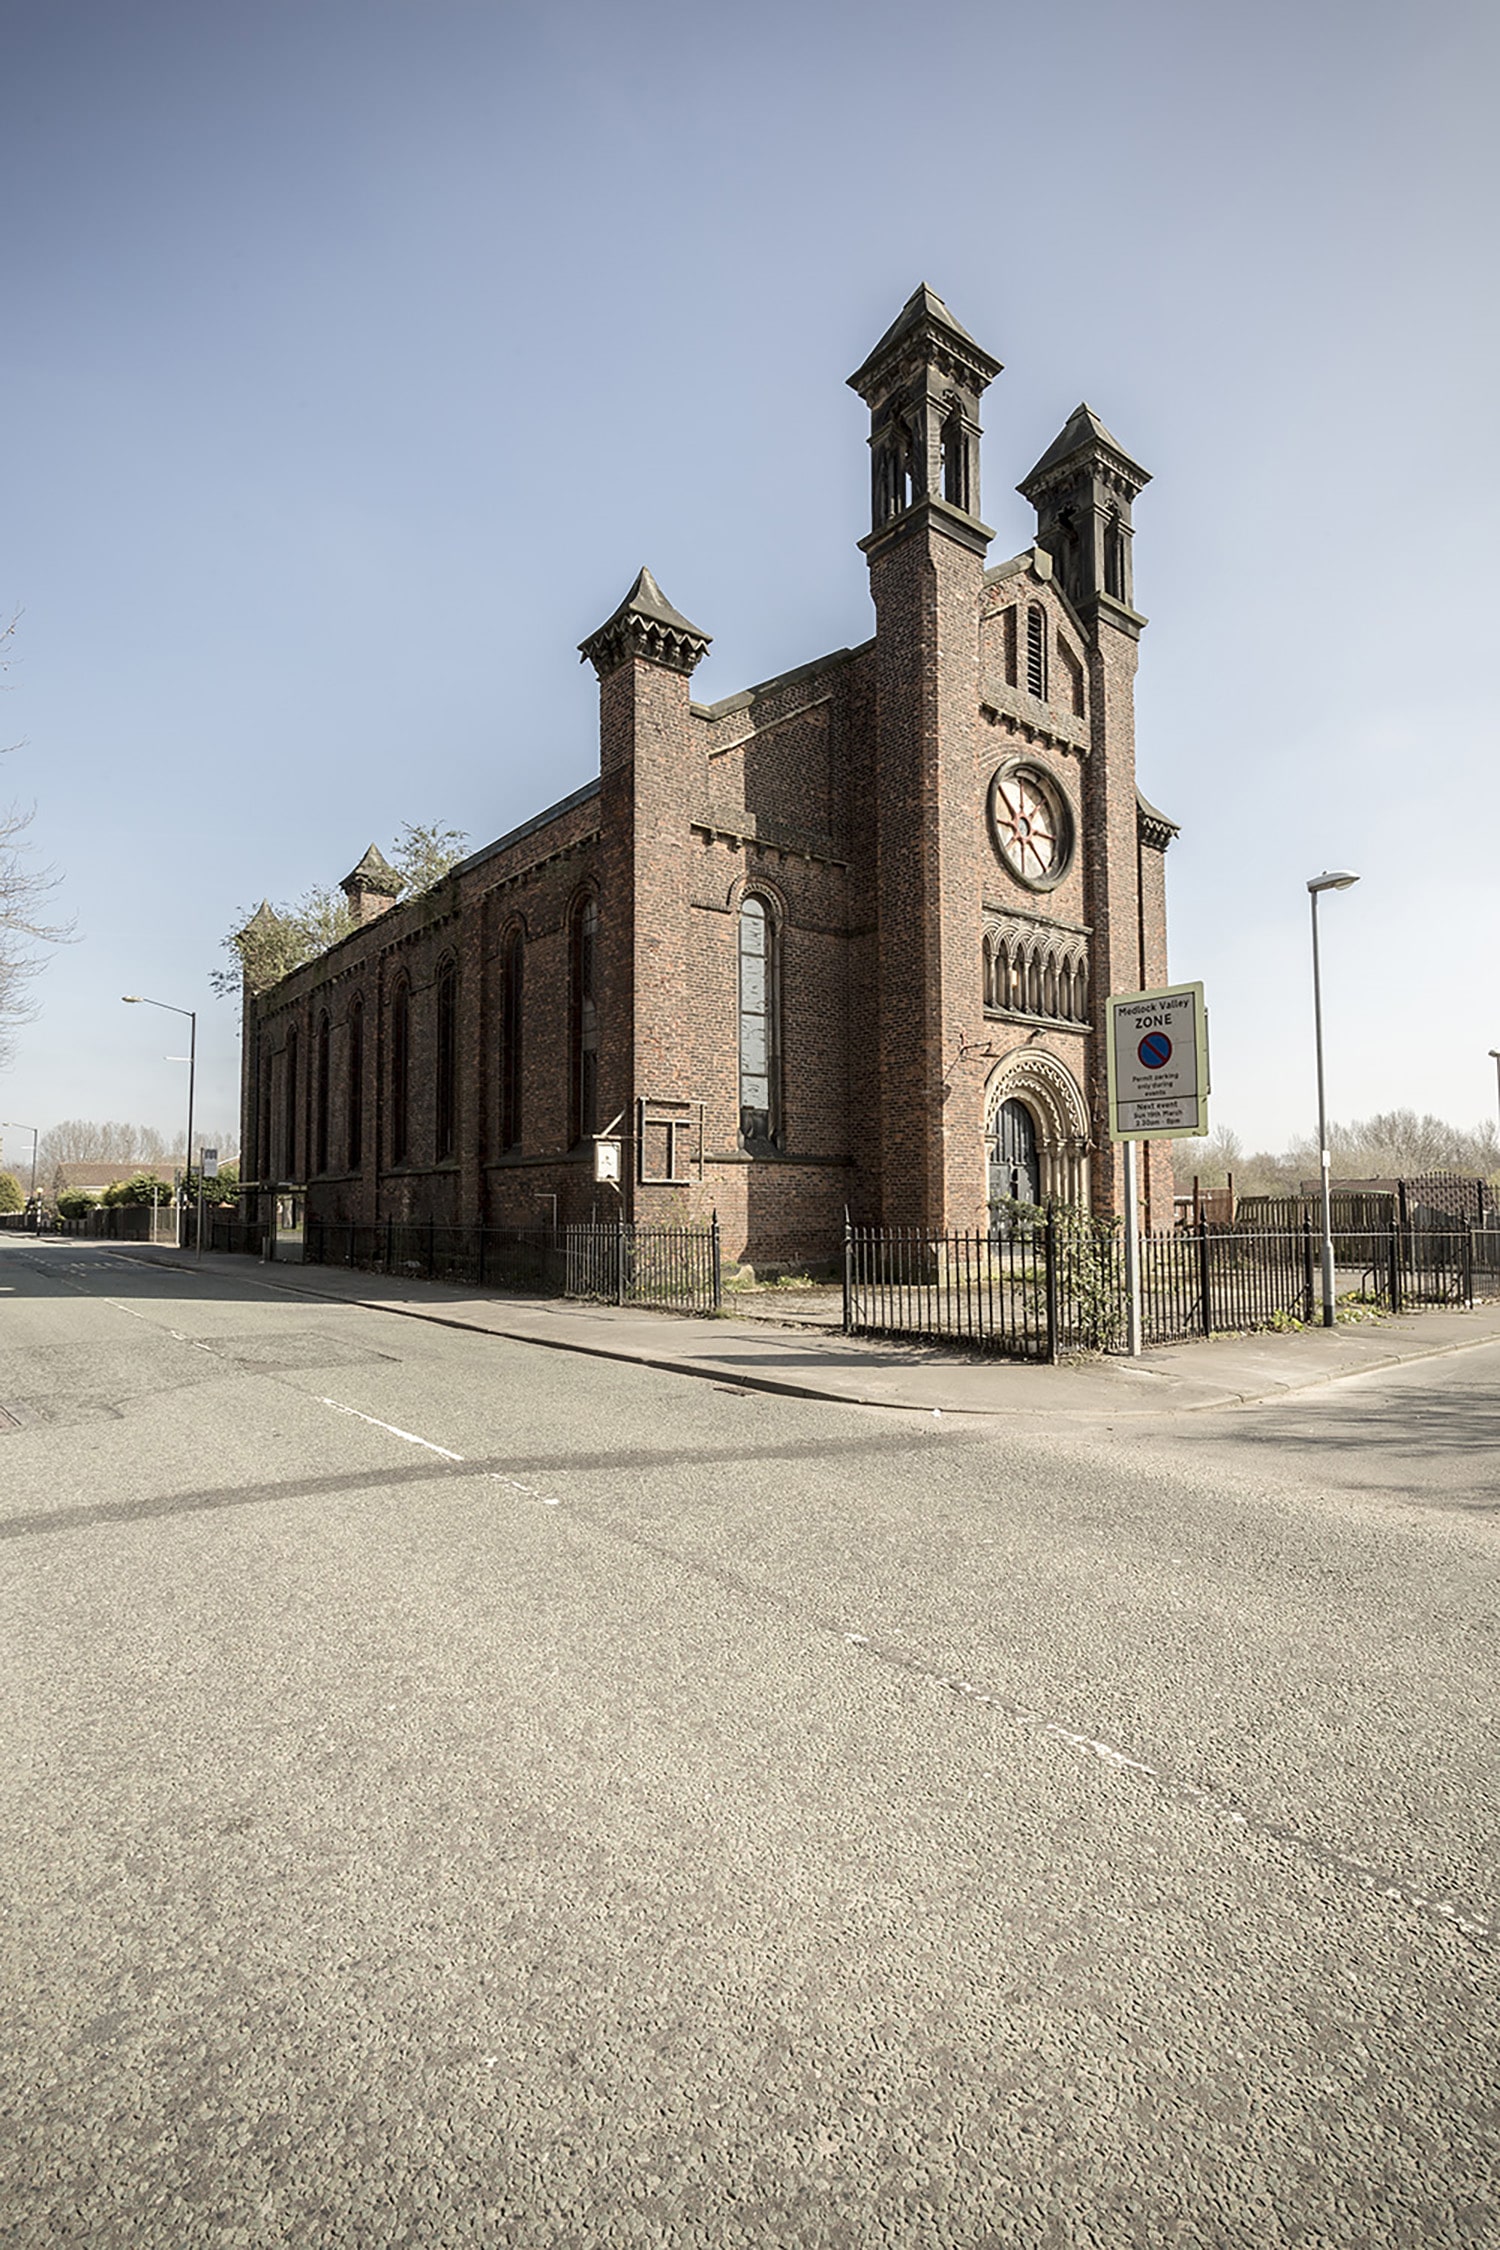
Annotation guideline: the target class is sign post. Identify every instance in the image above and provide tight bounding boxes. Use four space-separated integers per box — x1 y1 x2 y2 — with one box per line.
1106 982 1210 1357
198 1148 217 1261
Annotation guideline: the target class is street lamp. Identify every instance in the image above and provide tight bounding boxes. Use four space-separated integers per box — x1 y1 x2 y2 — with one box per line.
122 996 196 1252
1307 871 1360 1327
1 1122 39 1221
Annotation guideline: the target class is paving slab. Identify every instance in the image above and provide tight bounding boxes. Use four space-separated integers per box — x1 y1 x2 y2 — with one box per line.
93 1241 1500 1419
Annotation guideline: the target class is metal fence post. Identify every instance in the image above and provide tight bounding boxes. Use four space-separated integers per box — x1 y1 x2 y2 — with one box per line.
1388 1225 1401 1314
710 1211 721 1311
842 1209 852 1335
1044 1207 1059 1364
1197 1218 1213 1337
1301 1218 1315 1324
1464 1224 1475 1309
617 1212 626 1306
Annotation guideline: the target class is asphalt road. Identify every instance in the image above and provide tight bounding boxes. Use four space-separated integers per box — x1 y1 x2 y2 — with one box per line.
1 1238 1495 2249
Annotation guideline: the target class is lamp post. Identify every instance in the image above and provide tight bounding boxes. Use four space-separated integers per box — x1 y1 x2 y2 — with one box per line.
1 1122 39 1223
1307 871 1360 1327
122 996 196 1251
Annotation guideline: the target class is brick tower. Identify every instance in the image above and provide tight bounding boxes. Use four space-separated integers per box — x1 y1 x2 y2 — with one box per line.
848 285 1002 1229
1018 406 1172 1222
580 568 712 1218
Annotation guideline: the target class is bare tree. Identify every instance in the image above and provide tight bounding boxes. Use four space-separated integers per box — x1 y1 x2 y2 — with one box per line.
1 615 70 1064
213 825 469 1001
38 1120 168 1166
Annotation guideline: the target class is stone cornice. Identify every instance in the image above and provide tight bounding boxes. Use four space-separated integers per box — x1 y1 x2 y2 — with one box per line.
691 818 847 870
1136 791 1179 852
579 567 711 680
980 691 1089 755
859 494 993 561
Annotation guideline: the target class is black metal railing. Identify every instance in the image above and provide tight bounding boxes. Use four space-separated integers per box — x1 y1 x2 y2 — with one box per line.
844 1219 1061 1359
300 1215 722 1314
843 1215 1500 1361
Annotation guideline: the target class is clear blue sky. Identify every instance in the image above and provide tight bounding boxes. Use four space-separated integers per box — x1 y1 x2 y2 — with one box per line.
3 0 1496 1166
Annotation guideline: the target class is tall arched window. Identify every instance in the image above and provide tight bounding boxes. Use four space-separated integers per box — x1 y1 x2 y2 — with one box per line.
258 1056 272 1186
346 997 365 1170
499 927 523 1151
1026 604 1048 700
314 1012 331 1175
1104 512 1127 602
570 896 598 1144
738 894 780 1149
389 978 410 1166
282 1028 298 1181
434 956 458 1161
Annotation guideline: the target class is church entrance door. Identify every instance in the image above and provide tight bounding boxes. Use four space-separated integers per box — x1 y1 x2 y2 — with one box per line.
988 1097 1040 1223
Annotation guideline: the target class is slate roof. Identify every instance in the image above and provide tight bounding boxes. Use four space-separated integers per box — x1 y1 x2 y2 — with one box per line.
1019 403 1150 495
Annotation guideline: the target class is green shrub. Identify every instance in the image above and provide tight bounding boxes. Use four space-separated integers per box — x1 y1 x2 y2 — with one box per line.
0 1172 24 1213
102 1172 175 1208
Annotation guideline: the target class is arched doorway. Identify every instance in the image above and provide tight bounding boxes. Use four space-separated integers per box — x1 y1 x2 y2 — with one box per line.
984 1051 1092 1220
988 1098 1040 1213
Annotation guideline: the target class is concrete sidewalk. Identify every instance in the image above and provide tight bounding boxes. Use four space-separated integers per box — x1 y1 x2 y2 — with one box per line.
94 1240 1500 1418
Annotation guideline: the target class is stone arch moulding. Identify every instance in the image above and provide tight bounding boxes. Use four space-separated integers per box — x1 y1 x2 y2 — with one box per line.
985 1047 1091 1209
725 865 790 923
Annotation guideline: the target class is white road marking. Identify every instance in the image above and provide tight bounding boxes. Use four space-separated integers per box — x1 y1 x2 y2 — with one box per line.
315 1398 464 1459
837 1637 1495 1946
313 1395 558 1504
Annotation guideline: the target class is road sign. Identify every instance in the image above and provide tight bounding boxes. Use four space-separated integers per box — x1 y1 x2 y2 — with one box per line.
1106 983 1209 1140
200 1147 219 1178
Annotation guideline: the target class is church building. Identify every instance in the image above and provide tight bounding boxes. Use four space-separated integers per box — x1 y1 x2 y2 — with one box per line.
240 286 1177 1262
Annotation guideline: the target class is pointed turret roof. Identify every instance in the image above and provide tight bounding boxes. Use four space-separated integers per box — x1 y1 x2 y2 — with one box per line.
848 283 1002 397
240 899 280 936
1018 403 1150 498
340 843 401 897
579 567 711 679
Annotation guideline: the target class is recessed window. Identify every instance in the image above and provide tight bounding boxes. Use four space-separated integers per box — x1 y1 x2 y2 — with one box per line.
499 929 523 1151
1026 605 1047 700
346 998 365 1170
738 895 780 1150
389 979 410 1166
570 896 599 1144
282 1028 298 1181
435 958 458 1160
314 1012 330 1176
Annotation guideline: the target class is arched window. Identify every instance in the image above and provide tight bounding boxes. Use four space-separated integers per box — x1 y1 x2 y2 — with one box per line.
570 896 599 1144
434 956 458 1161
1104 512 1127 602
738 894 780 1149
499 928 523 1151
257 1056 272 1186
1026 604 1048 700
982 932 996 1009
346 998 365 1170
1042 953 1058 1019
282 1028 298 1180
1073 959 1089 1022
389 978 410 1166
942 405 971 512
314 1012 331 1175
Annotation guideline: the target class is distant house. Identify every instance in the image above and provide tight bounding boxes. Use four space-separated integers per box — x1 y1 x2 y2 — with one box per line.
52 1160 178 1201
